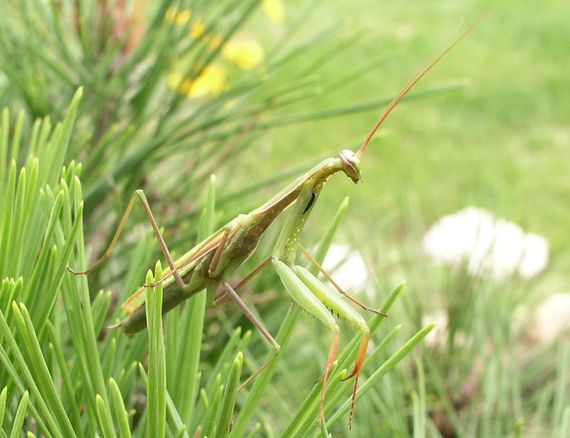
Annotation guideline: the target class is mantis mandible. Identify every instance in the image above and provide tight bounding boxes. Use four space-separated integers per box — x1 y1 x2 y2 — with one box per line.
70 20 480 429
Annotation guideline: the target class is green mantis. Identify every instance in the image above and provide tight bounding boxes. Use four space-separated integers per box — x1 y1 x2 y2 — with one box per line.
70 21 479 429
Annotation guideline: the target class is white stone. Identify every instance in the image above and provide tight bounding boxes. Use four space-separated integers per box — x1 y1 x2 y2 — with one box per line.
530 293 570 344
322 244 371 299
423 207 549 281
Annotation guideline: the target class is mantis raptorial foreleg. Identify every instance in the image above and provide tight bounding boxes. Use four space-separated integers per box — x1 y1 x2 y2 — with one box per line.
290 263 371 427
273 259 342 416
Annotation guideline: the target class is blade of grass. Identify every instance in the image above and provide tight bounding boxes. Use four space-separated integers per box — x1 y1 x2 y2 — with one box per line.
0 108 8 183
146 262 167 438
0 387 7 430
203 384 225 438
109 378 131 438
95 394 114 438
46 324 83 436
9 391 29 438
214 352 244 438
0 308 57 436
11 302 76 437
138 364 189 438
0 160 17 275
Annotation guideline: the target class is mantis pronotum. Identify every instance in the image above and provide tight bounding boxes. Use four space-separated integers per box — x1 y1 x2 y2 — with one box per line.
70 19 480 429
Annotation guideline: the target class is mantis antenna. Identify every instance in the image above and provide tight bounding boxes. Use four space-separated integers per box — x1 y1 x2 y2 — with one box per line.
357 16 485 158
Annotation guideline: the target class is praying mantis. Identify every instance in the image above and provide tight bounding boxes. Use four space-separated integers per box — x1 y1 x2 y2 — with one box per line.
70 20 480 429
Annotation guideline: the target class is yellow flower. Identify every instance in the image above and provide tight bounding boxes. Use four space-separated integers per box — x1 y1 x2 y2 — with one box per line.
165 7 192 26
181 64 227 98
222 39 265 70
189 19 206 39
262 0 285 24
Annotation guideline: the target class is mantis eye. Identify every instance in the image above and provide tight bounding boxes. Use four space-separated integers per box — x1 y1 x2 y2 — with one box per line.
339 149 361 183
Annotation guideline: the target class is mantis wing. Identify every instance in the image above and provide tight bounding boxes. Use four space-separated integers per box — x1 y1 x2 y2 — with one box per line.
121 228 226 313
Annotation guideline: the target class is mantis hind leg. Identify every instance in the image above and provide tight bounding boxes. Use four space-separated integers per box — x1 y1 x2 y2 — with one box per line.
68 189 187 290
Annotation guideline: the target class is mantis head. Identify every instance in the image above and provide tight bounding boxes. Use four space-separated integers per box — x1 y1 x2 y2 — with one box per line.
339 149 362 183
